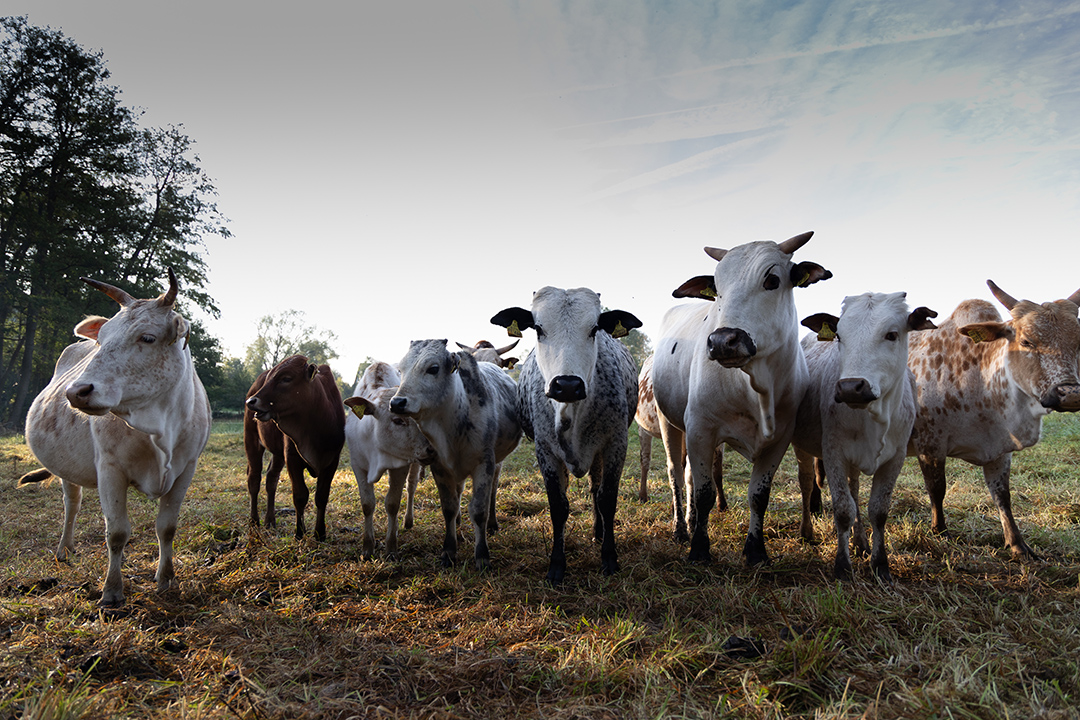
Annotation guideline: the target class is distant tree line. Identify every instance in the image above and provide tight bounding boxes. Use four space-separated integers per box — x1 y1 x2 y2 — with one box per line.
0 16 230 427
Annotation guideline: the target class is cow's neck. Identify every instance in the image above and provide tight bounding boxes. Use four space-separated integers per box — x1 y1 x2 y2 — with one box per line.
742 345 800 441
419 376 471 475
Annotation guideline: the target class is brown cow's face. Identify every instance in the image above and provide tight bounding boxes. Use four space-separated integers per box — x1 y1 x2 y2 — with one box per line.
247 354 319 421
960 299 1080 411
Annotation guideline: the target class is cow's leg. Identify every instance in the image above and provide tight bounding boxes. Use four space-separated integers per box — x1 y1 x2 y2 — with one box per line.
918 454 949 535
538 448 570 584
431 469 461 567
591 466 603 544
658 418 689 543
385 466 408 560
867 454 903 584
742 440 788 567
404 462 420 530
56 479 82 560
685 428 718 564
983 453 1037 559
245 438 264 527
154 459 196 595
312 459 338 542
355 467 377 560
263 448 284 529
795 448 819 544
488 462 501 536
823 458 858 580
284 445 309 539
712 445 727 512
638 427 652 503
596 437 626 576
848 472 870 559
467 453 497 571
96 467 130 607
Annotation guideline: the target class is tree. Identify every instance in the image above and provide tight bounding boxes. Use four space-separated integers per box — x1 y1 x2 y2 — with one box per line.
0 17 228 426
243 309 339 377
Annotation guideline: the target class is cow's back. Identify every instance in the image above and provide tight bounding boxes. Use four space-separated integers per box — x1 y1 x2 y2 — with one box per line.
908 300 1032 463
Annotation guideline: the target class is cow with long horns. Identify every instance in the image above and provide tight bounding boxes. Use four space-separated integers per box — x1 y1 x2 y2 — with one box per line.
907 280 1080 558
20 270 211 606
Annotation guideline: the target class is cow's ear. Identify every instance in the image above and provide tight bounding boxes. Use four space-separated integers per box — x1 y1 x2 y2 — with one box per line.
344 396 377 419
790 261 832 288
504 357 519 369
307 363 319 380
74 315 108 341
490 307 534 338
958 321 1013 344
908 307 938 331
801 313 840 341
170 315 191 348
598 310 642 339
449 352 463 374
672 275 717 300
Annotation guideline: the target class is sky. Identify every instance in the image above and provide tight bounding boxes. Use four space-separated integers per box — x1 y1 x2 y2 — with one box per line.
17 0 1080 383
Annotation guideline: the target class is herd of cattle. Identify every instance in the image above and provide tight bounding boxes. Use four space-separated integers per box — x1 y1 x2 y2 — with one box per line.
16 232 1080 606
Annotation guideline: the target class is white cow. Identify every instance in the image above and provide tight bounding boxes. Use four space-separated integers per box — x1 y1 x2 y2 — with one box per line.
492 287 641 583
390 340 522 569
652 231 831 566
455 339 520 369
343 361 435 560
20 270 210 606
792 293 937 582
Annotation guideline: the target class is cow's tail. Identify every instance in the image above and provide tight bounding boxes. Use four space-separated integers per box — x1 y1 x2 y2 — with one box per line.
18 468 53 485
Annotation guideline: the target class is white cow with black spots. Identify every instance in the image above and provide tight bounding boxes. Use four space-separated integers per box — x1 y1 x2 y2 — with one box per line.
492 286 641 584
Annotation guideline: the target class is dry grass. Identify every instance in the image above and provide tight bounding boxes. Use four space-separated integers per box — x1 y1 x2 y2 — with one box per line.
1 415 1079 719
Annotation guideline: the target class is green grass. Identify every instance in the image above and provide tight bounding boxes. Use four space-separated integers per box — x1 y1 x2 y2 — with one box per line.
0 415 1078 718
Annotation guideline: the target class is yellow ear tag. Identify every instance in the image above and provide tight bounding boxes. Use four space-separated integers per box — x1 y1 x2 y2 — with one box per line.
349 404 366 419
817 323 836 342
612 320 629 339
451 355 460 373
702 287 717 299
966 328 988 343
507 319 523 338
797 271 811 288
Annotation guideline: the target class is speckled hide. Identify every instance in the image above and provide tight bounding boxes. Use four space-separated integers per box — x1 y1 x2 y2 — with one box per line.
907 281 1080 558
492 286 641 584
391 340 522 570
22 271 211 607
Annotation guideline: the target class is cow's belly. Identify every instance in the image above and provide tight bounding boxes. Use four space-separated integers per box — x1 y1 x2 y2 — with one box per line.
912 408 1040 465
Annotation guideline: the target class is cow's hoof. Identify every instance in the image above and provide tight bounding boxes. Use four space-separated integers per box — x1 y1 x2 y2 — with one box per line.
601 558 619 576
98 595 125 609
403 517 414 530
475 557 492 573
872 565 893 585
440 554 455 569
488 520 499 535
545 567 565 586
687 548 712 564
672 528 690 544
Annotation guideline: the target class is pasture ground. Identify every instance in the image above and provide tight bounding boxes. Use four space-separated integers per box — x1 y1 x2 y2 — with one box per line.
1 416 1079 719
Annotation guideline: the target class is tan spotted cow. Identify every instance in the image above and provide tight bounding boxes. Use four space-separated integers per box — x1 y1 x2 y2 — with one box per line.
908 280 1080 558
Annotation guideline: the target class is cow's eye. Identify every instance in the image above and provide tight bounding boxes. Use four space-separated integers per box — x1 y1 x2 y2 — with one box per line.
391 417 408 426
280 375 293 383
763 274 780 290
589 326 599 338
885 331 898 342
1020 339 1035 350
139 334 156 344
534 324 546 339
426 363 440 375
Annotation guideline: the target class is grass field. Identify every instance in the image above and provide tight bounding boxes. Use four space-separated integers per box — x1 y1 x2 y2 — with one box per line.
1 415 1078 719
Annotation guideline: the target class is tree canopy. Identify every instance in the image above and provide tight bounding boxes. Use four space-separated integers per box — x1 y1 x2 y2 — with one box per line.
0 17 229 426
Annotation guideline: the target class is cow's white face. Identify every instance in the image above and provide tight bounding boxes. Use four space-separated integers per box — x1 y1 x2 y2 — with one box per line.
530 287 605 404
682 234 829 369
391 339 458 419
346 387 436 471
66 297 191 418
834 293 915 408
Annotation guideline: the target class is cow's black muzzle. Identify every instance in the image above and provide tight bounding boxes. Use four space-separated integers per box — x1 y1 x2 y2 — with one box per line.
707 328 756 367
1041 383 1080 412
546 375 587 403
835 378 877 407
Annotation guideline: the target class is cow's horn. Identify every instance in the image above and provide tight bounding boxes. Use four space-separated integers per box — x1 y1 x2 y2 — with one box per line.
81 277 135 307
495 339 520 355
777 231 814 255
1068 287 1080 306
159 268 179 307
986 279 1018 311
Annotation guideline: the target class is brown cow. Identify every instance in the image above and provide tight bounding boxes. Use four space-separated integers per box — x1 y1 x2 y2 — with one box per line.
908 280 1080 558
455 339 520 369
244 354 346 541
